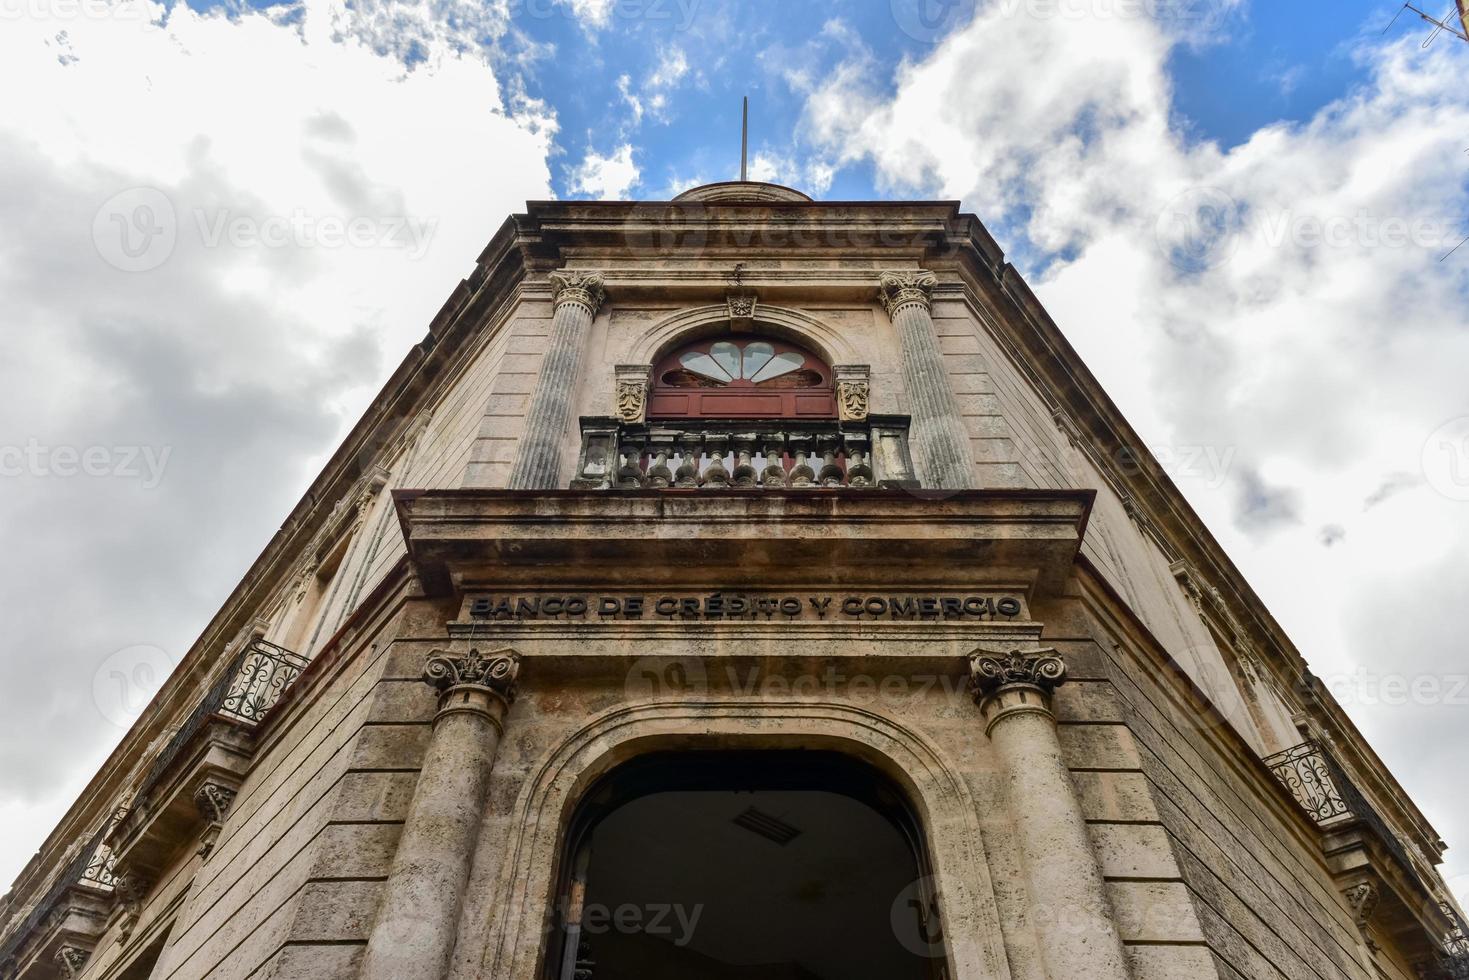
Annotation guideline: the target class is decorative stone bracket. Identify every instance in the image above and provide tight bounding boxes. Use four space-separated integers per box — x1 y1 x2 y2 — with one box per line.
834 365 871 422
193 780 239 860
614 365 651 425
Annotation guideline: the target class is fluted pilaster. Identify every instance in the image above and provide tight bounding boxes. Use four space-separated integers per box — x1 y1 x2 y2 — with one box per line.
880 271 973 490
507 271 606 489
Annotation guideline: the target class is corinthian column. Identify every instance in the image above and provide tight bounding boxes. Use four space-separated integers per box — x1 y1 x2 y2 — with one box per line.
360 649 521 980
508 271 606 489
879 271 973 490
970 648 1132 980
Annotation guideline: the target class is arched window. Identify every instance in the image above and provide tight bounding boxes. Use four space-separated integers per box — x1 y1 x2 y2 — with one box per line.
649 335 836 420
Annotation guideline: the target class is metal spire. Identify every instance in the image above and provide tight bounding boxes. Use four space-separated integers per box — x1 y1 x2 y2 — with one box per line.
740 96 749 182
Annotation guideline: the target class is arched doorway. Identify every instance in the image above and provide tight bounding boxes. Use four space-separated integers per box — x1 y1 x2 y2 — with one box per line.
549 751 947 980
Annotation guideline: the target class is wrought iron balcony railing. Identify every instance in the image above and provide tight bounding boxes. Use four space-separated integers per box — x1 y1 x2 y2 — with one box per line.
133 637 307 804
1262 741 1351 823
570 416 920 490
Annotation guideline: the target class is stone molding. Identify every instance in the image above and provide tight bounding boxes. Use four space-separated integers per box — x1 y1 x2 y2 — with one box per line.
833 365 871 422
613 365 651 424
547 271 606 317
878 270 938 317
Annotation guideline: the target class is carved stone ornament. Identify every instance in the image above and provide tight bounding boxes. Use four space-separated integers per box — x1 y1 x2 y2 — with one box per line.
548 271 606 317
112 874 152 945
878 270 938 317
969 647 1068 701
192 781 239 859
55 946 90 979
727 290 758 330
838 379 870 421
1343 881 1379 928
614 365 651 424
423 648 521 701
193 781 237 826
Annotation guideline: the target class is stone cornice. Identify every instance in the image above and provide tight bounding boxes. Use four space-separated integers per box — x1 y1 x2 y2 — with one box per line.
394 488 1094 597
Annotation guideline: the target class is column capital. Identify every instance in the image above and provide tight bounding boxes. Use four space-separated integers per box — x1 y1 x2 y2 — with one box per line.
878 270 938 317
423 646 520 708
969 647 1067 733
549 270 606 317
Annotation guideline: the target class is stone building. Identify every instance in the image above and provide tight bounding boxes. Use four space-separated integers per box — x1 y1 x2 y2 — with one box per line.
2 180 1466 980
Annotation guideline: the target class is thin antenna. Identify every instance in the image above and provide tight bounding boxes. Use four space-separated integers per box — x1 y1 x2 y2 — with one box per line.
1384 1 1469 44
740 96 749 182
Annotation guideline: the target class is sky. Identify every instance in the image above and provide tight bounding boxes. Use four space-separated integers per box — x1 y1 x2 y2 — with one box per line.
2 0 1468 909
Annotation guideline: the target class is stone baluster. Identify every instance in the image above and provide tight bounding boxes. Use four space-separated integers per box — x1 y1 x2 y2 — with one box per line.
359 649 521 980
879 271 973 490
969 648 1132 980
508 272 606 489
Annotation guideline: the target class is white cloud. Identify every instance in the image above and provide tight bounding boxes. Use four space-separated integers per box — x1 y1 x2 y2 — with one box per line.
570 143 641 199
0 0 553 888
792 9 1469 897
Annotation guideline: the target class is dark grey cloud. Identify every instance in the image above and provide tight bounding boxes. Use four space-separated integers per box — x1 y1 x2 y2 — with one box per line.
0 135 380 802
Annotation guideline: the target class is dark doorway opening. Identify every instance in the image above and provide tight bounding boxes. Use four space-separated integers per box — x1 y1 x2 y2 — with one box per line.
549 751 947 980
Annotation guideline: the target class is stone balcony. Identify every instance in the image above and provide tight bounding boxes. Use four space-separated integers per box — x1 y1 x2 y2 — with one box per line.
569 416 920 491
1264 739 1463 968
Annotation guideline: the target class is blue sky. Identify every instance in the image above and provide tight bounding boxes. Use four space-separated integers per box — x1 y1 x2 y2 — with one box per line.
2 0 1469 910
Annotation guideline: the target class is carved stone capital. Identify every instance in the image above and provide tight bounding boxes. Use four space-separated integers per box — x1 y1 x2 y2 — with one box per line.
726 290 758 331
614 364 651 424
969 647 1068 701
878 270 938 317
549 271 606 317
424 648 521 701
55 946 90 979
834 365 871 422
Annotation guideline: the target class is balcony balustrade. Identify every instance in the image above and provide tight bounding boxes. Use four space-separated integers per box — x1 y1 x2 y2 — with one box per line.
570 416 920 491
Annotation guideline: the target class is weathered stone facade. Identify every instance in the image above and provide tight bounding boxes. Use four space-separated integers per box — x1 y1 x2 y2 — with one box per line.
1 180 1463 980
